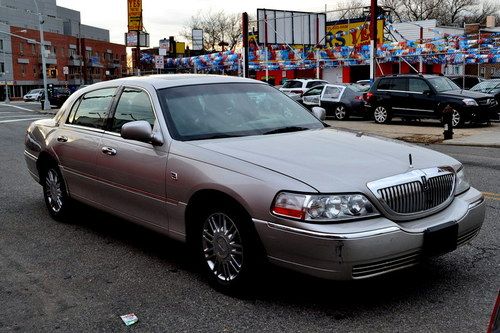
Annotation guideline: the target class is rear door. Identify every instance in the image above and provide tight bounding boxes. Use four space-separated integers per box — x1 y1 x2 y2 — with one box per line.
53 87 117 202
95 86 168 228
379 78 410 116
320 85 344 112
302 86 324 108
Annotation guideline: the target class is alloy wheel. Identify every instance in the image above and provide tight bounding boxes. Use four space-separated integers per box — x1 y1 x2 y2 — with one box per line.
45 169 63 213
335 105 347 120
452 109 461 127
374 106 388 123
202 213 243 282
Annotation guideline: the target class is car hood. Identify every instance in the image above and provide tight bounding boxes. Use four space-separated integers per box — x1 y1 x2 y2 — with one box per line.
188 128 459 193
441 89 492 99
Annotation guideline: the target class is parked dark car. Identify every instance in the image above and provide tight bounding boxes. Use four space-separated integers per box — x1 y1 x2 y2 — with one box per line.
301 84 369 120
447 75 485 90
470 79 500 104
364 74 499 127
40 87 72 108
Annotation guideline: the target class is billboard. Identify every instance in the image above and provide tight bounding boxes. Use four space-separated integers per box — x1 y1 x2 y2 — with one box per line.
257 9 326 46
154 55 164 69
326 18 384 47
192 29 203 51
127 0 142 31
125 31 150 47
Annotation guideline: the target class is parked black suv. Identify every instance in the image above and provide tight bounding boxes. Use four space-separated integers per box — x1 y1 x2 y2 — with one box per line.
364 74 499 127
40 87 71 108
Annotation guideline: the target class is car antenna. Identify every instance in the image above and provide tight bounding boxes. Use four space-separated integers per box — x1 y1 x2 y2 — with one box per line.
409 154 413 168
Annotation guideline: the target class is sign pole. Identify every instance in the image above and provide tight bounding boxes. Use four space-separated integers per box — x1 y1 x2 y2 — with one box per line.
242 12 249 78
369 0 377 82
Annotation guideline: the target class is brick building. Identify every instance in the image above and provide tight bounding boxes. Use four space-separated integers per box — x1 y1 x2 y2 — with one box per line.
0 0 126 100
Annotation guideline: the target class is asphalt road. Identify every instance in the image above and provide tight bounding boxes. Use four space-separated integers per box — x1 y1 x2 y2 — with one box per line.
0 102 498 332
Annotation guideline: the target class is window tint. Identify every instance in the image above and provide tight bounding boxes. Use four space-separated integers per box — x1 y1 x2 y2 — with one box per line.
324 86 342 98
377 78 406 91
110 88 156 133
306 81 325 88
408 79 430 93
303 86 324 96
282 80 302 89
67 88 116 129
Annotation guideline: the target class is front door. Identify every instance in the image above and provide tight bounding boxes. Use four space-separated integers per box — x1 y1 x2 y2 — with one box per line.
407 78 436 117
95 87 168 228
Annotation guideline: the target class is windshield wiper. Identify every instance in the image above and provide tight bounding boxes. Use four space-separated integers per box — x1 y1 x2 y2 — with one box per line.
201 133 243 140
263 126 309 135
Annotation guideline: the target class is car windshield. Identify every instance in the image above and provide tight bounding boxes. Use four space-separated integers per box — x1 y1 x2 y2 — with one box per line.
158 83 324 141
281 80 302 89
427 77 461 92
470 80 500 92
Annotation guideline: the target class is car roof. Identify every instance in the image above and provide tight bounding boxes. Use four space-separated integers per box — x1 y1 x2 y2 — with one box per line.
80 74 265 91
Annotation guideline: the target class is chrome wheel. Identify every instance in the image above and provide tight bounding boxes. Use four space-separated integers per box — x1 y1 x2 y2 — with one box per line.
335 105 347 120
45 169 63 213
202 213 243 282
374 106 388 123
452 109 461 127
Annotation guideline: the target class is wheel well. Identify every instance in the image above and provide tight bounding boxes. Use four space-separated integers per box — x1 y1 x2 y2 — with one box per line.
36 152 57 181
184 190 262 249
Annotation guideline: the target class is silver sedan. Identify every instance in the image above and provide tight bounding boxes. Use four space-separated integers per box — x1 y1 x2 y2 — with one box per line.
24 74 485 293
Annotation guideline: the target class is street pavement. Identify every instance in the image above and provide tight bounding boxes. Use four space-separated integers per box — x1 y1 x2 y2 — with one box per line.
0 102 499 332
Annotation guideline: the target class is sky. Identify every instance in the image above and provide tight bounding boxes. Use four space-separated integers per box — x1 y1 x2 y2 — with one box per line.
56 0 339 47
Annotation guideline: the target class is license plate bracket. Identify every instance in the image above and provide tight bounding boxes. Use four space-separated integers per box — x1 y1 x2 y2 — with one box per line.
424 221 458 257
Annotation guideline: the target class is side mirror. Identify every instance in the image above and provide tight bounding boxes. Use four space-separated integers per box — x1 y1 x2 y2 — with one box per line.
311 106 326 121
121 120 163 146
423 89 432 96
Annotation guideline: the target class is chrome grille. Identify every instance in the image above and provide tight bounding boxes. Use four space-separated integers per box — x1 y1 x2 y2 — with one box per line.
379 173 454 214
367 167 456 220
352 251 421 279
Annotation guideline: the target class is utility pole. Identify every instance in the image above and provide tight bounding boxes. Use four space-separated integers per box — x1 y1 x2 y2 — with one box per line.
369 0 377 82
1 49 10 103
33 0 50 110
242 12 249 78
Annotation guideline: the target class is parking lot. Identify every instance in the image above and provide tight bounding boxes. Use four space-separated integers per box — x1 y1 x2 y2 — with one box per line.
0 101 498 332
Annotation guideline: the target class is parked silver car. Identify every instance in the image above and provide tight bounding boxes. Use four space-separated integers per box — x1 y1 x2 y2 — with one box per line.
24 74 485 293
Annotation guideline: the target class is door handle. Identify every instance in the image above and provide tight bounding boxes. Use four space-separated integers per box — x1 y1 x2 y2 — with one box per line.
101 146 117 156
57 135 68 142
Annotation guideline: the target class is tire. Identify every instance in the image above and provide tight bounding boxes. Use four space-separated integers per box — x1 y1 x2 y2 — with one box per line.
196 204 261 294
42 165 72 221
334 104 349 120
373 105 391 124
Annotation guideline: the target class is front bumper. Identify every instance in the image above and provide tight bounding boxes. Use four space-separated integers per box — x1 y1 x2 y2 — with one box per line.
463 104 500 122
253 187 485 280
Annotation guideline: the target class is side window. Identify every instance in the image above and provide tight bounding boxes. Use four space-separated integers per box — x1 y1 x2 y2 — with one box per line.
306 81 323 88
110 88 156 133
409 79 430 93
377 78 391 90
390 78 407 91
66 88 116 129
303 86 324 96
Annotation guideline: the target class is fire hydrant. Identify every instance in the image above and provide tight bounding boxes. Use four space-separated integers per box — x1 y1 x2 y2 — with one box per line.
442 104 454 140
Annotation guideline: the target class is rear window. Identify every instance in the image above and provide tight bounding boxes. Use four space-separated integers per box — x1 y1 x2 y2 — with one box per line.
306 81 326 88
282 80 303 89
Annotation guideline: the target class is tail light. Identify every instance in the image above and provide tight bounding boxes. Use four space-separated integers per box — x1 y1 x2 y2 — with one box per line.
363 92 374 103
355 95 362 100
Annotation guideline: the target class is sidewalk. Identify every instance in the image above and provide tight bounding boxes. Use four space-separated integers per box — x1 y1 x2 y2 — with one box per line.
325 119 500 148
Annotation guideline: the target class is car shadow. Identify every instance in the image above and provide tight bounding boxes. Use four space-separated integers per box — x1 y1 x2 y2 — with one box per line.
335 117 493 129
64 202 473 309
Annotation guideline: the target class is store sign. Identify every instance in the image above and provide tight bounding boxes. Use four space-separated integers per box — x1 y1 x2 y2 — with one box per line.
128 0 142 31
159 39 169 56
326 19 384 47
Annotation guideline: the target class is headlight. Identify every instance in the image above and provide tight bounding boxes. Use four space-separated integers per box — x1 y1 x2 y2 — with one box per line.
272 192 380 222
462 98 478 106
455 167 470 195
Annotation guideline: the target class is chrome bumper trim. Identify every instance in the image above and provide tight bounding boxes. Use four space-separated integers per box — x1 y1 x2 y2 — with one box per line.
253 218 400 240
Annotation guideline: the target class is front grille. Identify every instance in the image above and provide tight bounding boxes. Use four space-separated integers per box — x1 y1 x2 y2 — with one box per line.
378 173 455 214
352 251 421 279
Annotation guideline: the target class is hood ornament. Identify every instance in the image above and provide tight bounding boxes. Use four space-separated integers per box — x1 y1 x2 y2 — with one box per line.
409 154 413 169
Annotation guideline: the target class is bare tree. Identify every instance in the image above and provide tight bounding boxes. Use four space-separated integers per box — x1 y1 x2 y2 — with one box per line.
180 10 241 52
380 0 500 26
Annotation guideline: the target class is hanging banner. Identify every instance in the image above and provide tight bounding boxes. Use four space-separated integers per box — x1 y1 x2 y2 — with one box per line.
154 55 164 69
326 18 384 47
128 0 142 31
